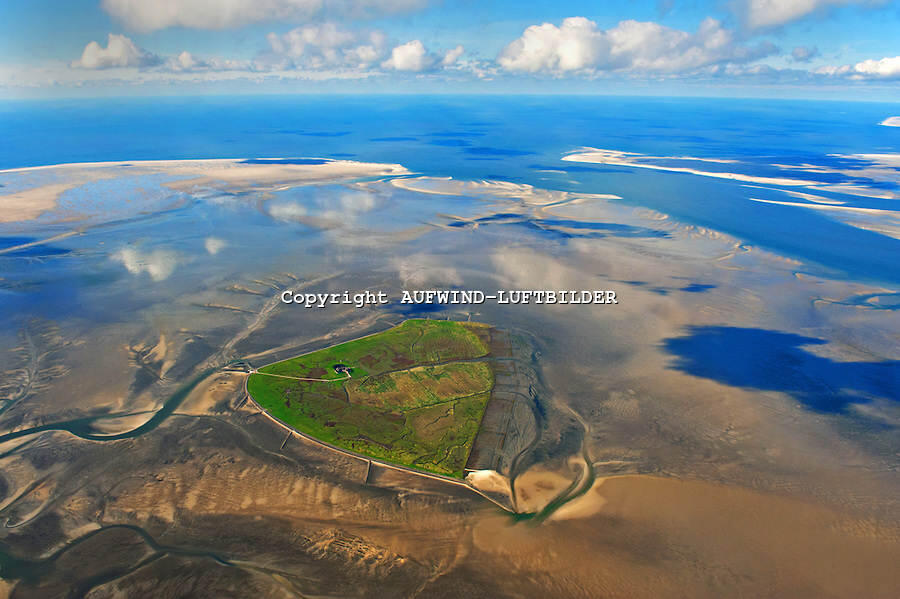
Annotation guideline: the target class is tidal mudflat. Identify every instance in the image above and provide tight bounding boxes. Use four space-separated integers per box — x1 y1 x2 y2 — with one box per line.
1 97 899 598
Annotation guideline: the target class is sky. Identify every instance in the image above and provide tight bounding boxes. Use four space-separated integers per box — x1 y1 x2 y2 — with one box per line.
1 0 900 98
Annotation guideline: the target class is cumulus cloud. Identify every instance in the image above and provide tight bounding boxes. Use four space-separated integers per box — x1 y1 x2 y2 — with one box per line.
380 40 463 72
112 247 179 281
791 45 819 62
101 0 427 33
498 17 776 75
71 36 249 73
170 51 202 71
852 56 900 78
163 51 250 72
441 45 465 67
71 34 160 69
264 23 389 69
382 40 431 71
817 55 900 79
739 0 877 30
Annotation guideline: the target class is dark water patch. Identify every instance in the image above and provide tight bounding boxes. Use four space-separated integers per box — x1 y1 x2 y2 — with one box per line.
465 157 501 161
0 368 215 445
428 139 471 147
663 326 900 414
0 237 71 258
278 130 350 137
370 136 418 142
537 218 669 237
473 213 522 222
528 163 633 174
389 300 446 316
680 283 716 293
329 153 356 158
428 131 486 138
240 158 329 165
767 168 863 185
2 512 64 556
465 147 536 157
0 523 232 591
861 180 899 190
455 214 670 240
821 292 900 311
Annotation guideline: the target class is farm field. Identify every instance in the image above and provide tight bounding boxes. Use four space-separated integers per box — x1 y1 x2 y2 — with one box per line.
247 319 496 477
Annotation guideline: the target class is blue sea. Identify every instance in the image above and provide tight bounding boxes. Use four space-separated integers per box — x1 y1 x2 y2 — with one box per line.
3 95 898 286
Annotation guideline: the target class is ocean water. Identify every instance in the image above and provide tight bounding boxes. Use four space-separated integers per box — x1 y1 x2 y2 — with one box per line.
2 95 899 285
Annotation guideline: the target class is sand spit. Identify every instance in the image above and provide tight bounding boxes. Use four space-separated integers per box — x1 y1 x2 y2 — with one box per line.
0 158 410 223
161 159 409 193
0 183 84 223
465 469 512 502
741 185 848 205
564 147 900 207
563 148 814 186
748 197 897 214
390 176 621 205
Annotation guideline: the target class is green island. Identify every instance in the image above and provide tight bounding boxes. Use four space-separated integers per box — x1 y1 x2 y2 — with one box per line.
246 319 495 477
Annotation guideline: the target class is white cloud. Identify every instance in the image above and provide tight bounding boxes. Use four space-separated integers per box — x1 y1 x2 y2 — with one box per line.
164 51 250 72
739 0 876 30
71 36 250 74
441 45 465 67
382 40 432 71
112 247 179 281
264 23 389 69
101 0 427 32
498 17 605 73
380 40 464 72
72 34 160 69
817 56 900 79
852 56 900 78
204 237 227 254
880 117 900 127
171 51 201 71
498 17 776 75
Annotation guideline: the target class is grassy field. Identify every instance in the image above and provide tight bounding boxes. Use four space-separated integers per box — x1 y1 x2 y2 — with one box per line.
247 319 494 477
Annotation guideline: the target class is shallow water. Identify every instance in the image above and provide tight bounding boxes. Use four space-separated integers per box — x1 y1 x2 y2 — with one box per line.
0 96 898 597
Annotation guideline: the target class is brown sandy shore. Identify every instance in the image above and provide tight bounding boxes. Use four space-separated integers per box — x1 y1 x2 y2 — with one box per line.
485 474 900 598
